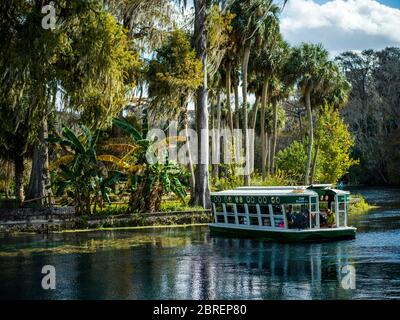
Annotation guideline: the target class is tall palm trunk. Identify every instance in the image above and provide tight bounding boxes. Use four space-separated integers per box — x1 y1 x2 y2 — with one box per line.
310 138 319 184
271 100 278 176
234 82 240 166
266 133 271 175
225 60 234 168
181 101 195 199
225 60 234 134
251 95 260 130
304 86 313 185
212 89 221 180
242 46 251 186
234 83 240 130
260 79 268 179
192 0 210 208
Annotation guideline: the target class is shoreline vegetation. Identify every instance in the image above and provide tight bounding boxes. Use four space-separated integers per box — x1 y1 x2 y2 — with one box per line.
0 192 375 234
349 194 378 214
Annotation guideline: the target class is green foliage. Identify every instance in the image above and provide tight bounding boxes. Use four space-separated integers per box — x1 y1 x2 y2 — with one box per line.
59 6 141 129
206 5 235 77
160 201 204 213
147 29 202 119
276 140 308 183
212 170 291 191
110 118 189 212
336 48 400 185
277 107 359 184
50 124 123 214
315 107 359 183
349 194 372 214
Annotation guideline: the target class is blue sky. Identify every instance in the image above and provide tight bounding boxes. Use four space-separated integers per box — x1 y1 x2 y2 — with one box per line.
313 0 400 7
281 0 400 55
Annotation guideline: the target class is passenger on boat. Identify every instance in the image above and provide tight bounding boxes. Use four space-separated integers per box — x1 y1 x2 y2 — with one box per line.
293 211 307 229
320 209 328 227
326 209 336 228
286 205 295 229
304 209 316 228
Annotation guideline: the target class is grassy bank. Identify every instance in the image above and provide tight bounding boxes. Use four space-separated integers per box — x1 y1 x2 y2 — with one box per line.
349 194 377 214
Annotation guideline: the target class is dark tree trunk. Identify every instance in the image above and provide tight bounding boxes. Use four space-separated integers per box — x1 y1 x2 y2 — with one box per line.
192 0 210 208
26 117 52 205
14 154 25 207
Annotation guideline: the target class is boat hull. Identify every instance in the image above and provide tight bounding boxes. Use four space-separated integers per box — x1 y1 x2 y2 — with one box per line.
209 224 356 242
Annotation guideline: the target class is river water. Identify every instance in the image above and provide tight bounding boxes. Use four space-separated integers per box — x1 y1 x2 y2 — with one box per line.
0 187 399 300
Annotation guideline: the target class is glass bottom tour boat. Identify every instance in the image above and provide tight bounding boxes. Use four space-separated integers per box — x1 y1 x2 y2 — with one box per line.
209 184 356 242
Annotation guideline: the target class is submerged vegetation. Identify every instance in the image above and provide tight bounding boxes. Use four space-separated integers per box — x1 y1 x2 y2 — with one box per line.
2 0 396 219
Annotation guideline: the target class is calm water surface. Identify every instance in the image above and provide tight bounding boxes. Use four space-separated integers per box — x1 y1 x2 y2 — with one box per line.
0 187 399 300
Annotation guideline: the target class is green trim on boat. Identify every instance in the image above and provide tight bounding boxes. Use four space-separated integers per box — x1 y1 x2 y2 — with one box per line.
209 224 356 243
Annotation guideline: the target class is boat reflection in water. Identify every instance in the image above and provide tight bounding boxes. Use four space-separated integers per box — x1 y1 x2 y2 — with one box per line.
200 236 355 300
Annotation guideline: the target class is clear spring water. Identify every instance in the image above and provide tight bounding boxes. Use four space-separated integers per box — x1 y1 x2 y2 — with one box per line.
0 187 399 300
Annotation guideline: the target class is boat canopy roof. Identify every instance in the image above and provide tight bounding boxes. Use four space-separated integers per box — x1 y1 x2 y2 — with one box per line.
234 185 349 195
211 188 318 205
211 188 318 197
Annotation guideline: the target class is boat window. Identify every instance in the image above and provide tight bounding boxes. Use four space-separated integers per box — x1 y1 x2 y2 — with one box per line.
259 205 269 215
238 216 247 225
225 203 234 214
216 215 225 223
274 217 284 228
250 217 259 226
319 201 329 211
236 204 245 214
215 203 223 213
272 205 283 215
248 205 257 214
262 217 271 226
227 216 236 224
339 202 345 211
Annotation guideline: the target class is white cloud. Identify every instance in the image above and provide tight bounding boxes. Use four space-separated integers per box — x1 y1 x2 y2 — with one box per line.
281 0 400 55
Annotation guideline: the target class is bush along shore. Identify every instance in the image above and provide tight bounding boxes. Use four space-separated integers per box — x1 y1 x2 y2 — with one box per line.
349 194 377 214
0 206 212 234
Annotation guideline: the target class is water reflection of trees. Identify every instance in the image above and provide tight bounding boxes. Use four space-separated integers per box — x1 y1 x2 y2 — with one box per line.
0 228 359 299
178 237 356 300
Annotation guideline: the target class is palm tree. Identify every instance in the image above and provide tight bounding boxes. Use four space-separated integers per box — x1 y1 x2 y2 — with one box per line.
285 43 334 185
192 0 211 207
250 34 289 179
229 0 281 185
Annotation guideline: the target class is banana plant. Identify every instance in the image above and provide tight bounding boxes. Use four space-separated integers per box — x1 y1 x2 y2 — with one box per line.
49 124 123 215
101 117 188 213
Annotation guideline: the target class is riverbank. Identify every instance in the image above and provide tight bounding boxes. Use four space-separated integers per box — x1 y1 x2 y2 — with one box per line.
0 193 374 234
349 194 379 214
0 207 213 234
